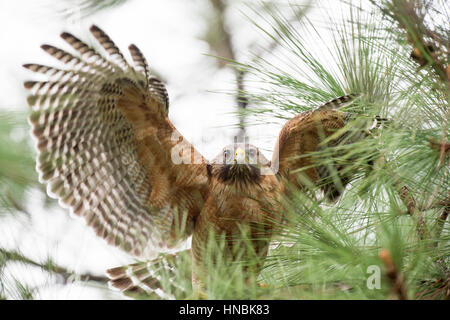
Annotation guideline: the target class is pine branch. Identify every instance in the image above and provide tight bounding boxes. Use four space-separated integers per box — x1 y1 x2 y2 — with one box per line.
208 0 248 139
379 249 408 300
376 0 449 171
375 0 449 82
386 161 427 238
209 0 236 63
0 248 109 285
428 137 450 170
236 69 249 138
59 0 129 19
435 197 449 240
4 193 32 217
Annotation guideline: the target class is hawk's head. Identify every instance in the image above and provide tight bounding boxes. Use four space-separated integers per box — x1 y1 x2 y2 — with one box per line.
207 143 271 185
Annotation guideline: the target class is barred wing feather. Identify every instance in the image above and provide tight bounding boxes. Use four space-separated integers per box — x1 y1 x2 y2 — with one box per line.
24 25 208 258
272 93 369 201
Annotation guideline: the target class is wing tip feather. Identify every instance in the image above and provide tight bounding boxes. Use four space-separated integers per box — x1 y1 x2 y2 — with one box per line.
89 24 101 34
106 266 127 280
23 63 34 70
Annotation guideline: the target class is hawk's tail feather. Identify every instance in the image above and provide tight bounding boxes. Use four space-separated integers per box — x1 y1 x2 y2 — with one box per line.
107 268 162 298
107 262 171 299
106 252 192 299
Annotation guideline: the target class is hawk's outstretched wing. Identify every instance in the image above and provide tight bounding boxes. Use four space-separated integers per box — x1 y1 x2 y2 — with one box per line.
24 25 209 257
272 94 371 201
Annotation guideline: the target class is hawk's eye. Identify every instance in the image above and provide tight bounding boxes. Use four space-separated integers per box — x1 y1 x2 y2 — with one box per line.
248 148 257 158
223 149 232 161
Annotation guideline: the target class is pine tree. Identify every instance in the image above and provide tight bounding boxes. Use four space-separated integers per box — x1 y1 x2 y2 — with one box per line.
0 0 447 300
239 0 449 300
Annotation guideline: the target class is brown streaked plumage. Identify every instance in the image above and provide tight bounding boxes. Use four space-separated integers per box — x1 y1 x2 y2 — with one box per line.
192 144 284 287
24 25 371 298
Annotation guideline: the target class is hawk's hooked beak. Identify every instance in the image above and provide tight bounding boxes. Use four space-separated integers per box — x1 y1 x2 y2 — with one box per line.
233 148 248 164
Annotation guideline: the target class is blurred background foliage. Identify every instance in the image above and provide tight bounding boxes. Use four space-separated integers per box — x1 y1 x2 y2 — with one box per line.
0 0 448 299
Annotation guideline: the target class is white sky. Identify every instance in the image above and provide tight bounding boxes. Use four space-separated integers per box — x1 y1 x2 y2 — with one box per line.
0 0 360 299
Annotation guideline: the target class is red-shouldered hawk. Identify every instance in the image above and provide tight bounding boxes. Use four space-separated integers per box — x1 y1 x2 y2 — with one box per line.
24 25 370 298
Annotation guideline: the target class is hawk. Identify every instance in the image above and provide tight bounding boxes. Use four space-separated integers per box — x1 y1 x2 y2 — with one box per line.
24 25 370 298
